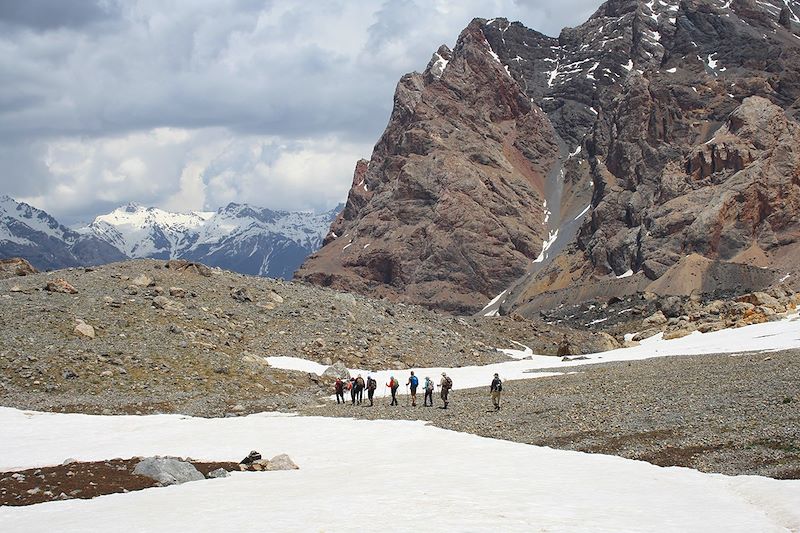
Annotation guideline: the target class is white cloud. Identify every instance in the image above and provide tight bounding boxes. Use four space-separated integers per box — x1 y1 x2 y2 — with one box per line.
20 127 369 219
1 0 601 221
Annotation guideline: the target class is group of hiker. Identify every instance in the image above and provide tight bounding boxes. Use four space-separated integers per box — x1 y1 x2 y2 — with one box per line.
334 371 503 411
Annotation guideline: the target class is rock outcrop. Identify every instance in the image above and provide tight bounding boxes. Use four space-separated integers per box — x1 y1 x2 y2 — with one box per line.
299 0 800 315
0 258 37 279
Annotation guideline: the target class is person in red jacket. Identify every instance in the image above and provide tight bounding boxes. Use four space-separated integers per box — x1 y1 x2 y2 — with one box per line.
387 376 400 406
334 378 345 404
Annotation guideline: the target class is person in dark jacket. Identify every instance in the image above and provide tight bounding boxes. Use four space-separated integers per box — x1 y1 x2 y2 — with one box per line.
387 376 400 406
349 378 357 405
490 373 502 411
354 375 365 404
334 378 345 404
366 376 377 406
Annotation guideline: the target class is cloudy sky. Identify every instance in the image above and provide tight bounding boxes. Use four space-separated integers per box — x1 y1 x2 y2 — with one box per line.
0 0 601 223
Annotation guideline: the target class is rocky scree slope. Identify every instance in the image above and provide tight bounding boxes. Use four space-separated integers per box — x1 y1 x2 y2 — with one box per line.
0 259 619 416
298 0 800 316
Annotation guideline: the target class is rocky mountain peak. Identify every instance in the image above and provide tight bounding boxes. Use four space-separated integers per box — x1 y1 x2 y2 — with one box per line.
299 0 799 315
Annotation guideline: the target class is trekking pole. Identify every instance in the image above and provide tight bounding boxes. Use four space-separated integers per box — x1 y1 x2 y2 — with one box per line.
405 384 409 406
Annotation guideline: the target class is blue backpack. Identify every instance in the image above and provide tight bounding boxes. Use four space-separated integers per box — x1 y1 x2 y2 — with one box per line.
410 375 419 387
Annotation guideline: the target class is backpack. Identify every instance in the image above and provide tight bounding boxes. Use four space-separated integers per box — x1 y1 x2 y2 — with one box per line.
410 375 418 387
425 380 433 392
444 376 453 389
496 379 503 392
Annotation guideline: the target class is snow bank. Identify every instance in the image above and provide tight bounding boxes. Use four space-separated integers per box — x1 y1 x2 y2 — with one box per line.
268 314 800 393
1 408 798 532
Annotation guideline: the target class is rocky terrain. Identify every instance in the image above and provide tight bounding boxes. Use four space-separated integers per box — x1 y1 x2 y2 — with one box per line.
298 0 800 317
309 349 800 479
0 259 626 417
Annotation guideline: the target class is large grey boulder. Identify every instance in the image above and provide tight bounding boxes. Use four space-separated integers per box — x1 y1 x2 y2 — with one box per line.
265 454 299 471
133 457 204 486
322 361 350 380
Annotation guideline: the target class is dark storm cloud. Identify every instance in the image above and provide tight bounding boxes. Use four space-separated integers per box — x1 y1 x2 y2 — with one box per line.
0 0 602 221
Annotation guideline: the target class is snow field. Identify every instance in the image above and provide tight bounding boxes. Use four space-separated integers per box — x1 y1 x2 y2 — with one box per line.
268 313 800 395
1 408 798 532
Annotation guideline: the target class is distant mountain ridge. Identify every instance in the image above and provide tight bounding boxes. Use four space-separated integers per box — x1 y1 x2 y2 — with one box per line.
0 196 341 279
78 202 342 279
0 195 126 270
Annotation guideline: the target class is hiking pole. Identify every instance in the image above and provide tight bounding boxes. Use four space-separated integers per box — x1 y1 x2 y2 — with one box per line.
405 384 409 406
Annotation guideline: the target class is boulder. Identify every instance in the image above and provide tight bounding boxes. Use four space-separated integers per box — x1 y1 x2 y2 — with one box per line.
230 287 254 302
0 258 37 279
73 320 95 339
131 274 153 287
737 292 780 309
658 296 684 318
207 468 229 479
239 450 262 465
169 287 187 298
152 296 184 312
133 457 204 486
45 279 78 294
642 310 667 327
165 260 212 277
322 361 350 380
269 291 284 303
265 454 299 471
333 292 357 306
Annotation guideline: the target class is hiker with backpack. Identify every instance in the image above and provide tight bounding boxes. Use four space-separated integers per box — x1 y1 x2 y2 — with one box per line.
423 376 434 407
334 378 345 404
439 372 452 409
366 375 377 406
406 371 419 407
354 375 365 405
490 373 503 411
349 378 357 405
387 376 400 406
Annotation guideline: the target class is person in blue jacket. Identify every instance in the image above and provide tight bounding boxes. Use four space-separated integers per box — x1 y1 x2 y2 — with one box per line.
406 371 419 406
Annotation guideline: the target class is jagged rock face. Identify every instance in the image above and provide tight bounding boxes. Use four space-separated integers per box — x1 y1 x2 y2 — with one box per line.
300 0 800 315
298 22 562 314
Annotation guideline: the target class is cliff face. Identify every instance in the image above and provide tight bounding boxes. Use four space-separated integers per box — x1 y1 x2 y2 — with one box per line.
299 0 800 315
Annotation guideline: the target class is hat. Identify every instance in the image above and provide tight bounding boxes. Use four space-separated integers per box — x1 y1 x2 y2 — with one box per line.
494 373 499 377
441 372 447 376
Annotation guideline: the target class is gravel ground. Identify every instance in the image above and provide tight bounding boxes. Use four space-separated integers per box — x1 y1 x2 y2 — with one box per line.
303 350 800 479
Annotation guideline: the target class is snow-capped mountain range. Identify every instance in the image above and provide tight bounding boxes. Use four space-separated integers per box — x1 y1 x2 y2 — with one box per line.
0 195 126 270
0 195 340 279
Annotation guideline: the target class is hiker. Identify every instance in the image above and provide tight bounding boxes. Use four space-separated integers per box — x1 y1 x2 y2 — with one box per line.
439 372 453 409
354 375 365 405
490 373 503 411
334 378 345 404
406 371 419 407
557 334 571 357
423 376 434 407
387 376 400 406
366 375 377 406
349 377 357 405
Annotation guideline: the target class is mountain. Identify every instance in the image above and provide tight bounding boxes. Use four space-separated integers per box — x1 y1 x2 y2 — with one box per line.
78 202 342 279
297 0 800 315
0 195 127 270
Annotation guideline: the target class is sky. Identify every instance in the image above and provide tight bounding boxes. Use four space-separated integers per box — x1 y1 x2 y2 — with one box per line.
0 0 602 224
